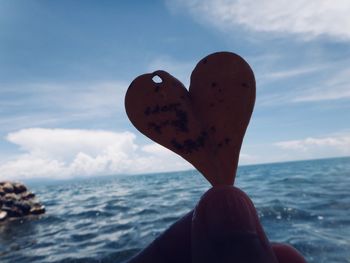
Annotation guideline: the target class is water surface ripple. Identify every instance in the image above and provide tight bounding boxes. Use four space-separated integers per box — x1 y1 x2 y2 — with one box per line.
0 157 349 262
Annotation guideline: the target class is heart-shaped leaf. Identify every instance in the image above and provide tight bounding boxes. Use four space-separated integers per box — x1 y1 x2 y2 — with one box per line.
125 52 255 185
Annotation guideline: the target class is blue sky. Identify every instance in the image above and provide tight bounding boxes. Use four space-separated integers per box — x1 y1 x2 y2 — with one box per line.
1 0 350 180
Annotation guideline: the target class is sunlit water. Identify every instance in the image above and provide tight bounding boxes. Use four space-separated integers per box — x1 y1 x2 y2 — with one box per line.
1 157 349 262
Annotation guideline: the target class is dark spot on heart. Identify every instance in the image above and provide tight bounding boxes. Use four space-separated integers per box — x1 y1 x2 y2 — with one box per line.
196 131 208 147
219 99 224 103
225 138 231 145
210 126 216 133
183 139 197 153
217 143 223 148
163 103 181 112
180 95 185 100
148 122 162 134
210 103 215 107
211 82 217 88
242 83 248 88
218 88 222 92
144 103 188 133
170 131 208 154
144 107 151 116
171 109 188 132
154 86 160 93
172 103 181 110
203 59 207 64
161 105 169 112
161 120 170 126
152 105 160 114
171 138 184 151
145 103 181 115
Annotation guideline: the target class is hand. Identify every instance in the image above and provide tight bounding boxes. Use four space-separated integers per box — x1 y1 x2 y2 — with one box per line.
128 186 306 263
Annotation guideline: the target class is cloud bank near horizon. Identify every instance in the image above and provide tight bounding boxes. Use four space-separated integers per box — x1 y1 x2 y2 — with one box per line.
0 128 191 181
0 128 349 181
271 133 350 164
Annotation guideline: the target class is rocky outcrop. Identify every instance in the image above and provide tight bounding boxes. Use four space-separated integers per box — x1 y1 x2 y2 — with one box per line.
0 181 45 222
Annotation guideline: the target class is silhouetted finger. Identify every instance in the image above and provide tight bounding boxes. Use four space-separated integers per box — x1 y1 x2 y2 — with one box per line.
272 243 307 263
192 185 278 263
127 210 192 263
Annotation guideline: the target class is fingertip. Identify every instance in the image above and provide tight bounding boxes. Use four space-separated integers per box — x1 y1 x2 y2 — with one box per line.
192 186 278 263
272 243 307 263
193 186 257 236
127 211 193 263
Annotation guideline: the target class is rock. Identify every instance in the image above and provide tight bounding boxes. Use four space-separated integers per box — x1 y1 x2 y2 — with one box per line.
2 193 20 206
21 191 35 200
0 186 5 196
2 198 14 207
0 181 45 222
2 182 14 193
2 206 23 217
14 201 31 215
30 205 45 215
13 183 27 194
0 211 7 221
4 193 20 201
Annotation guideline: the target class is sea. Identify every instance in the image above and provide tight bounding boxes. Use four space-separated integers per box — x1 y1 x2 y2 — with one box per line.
0 157 349 263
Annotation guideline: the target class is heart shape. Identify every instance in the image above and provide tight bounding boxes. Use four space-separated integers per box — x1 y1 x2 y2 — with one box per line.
125 52 255 185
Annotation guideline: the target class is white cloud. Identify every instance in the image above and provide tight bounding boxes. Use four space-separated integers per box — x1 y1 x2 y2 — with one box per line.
0 128 191 181
6 129 136 162
254 63 350 105
169 0 350 40
275 133 350 159
238 153 258 164
141 143 172 156
0 128 262 181
259 65 325 82
294 85 350 102
293 67 350 102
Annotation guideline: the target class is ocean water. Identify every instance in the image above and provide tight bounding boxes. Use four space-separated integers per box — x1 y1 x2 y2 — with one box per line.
0 157 349 263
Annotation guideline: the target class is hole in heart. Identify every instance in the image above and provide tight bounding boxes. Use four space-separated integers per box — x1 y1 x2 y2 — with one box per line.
152 75 163 84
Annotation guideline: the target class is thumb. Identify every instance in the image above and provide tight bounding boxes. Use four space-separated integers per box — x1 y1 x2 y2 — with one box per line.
192 185 278 263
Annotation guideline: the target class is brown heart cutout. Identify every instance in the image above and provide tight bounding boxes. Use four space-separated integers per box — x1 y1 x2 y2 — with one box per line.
125 52 255 185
